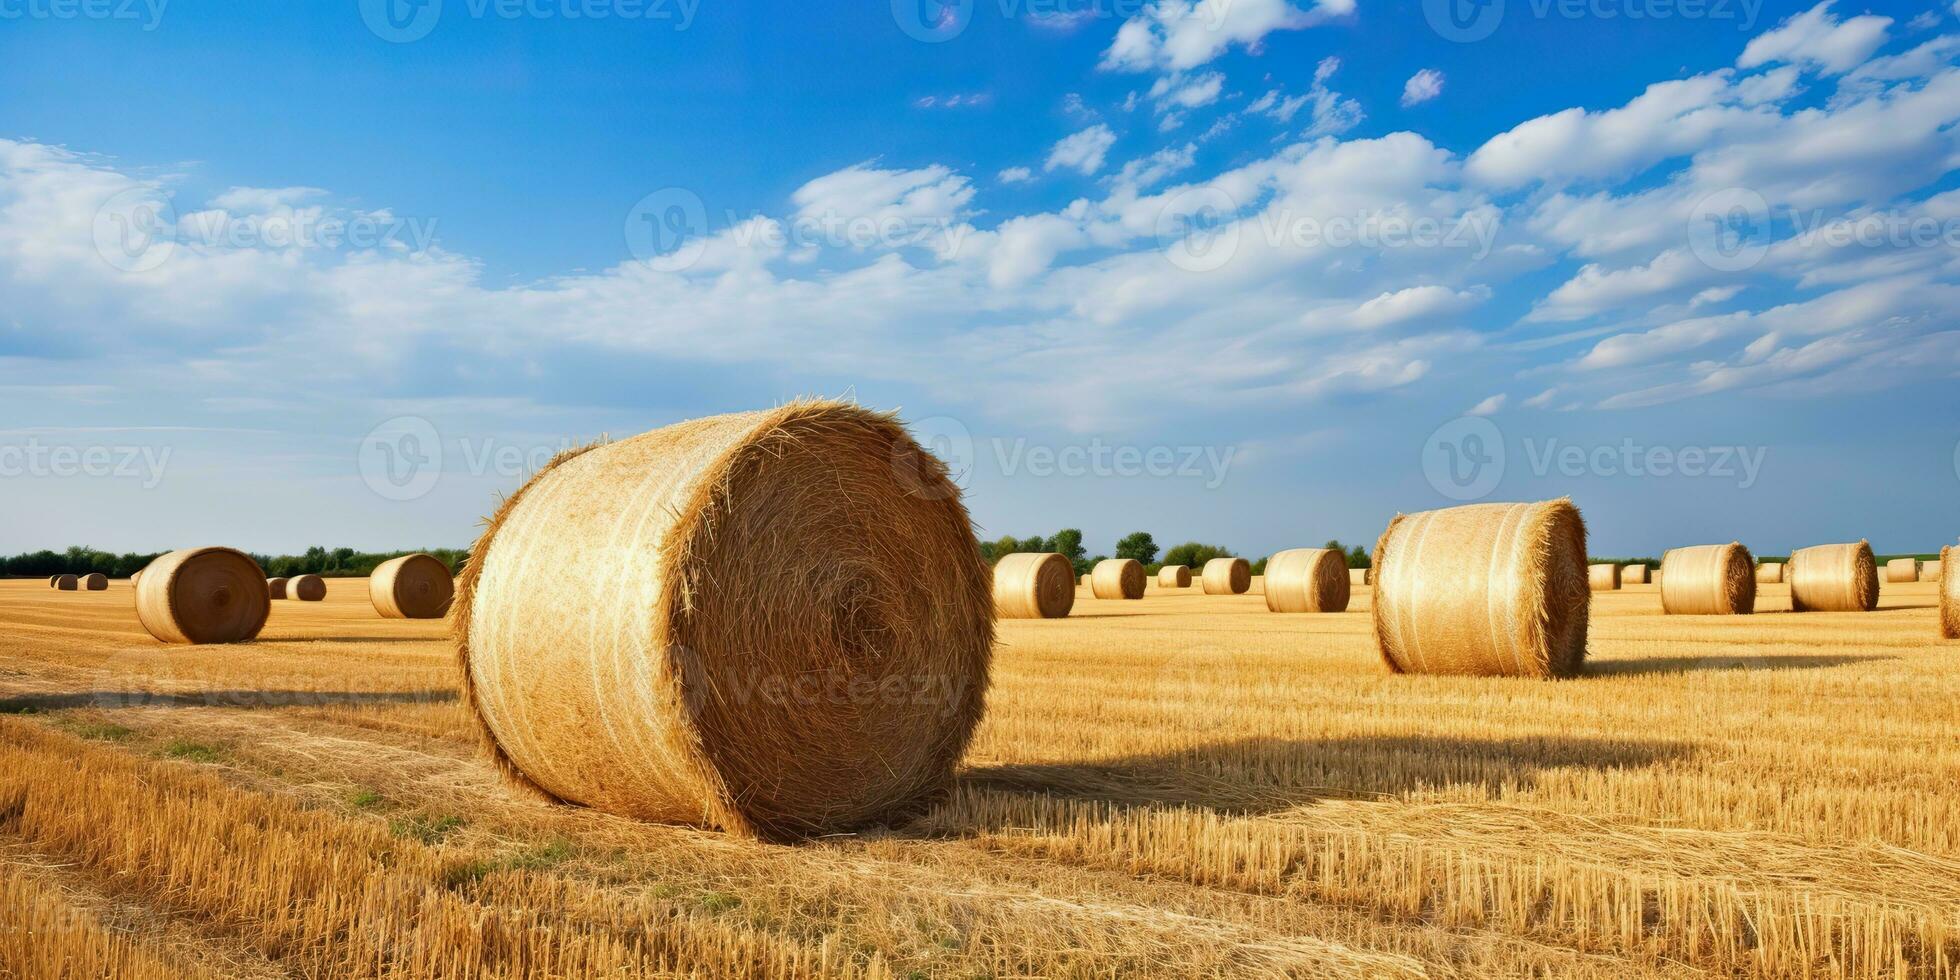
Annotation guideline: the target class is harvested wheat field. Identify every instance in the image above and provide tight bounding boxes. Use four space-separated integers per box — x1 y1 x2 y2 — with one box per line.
0 574 1956 979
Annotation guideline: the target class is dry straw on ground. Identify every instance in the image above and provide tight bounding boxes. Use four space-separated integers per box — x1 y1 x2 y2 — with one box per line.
996 553 1075 620
80 573 106 590
1621 564 1649 585
1660 543 1756 615
1263 548 1350 613
288 574 326 602
371 554 454 619
1201 557 1250 595
1157 565 1190 588
1090 559 1145 600
1372 499 1589 679
1789 541 1879 613
267 577 289 600
52 575 76 591
133 547 270 644
1756 562 1784 584
455 401 995 839
1588 564 1621 591
1942 546 1957 639
1885 558 1919 583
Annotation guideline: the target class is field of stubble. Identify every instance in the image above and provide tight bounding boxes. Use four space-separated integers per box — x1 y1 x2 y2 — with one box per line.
0 576 1954 979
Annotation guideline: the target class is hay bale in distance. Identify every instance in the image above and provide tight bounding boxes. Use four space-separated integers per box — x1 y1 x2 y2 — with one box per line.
1201 557 1250 595
53 575 77 591
1079 573 1090 587
996 553 1075 619
1264 548 1350 613
1788 541 1879 613
1923 559 1943 582
456 402 994 839
1755 562 1784 584
288 574 326 601
1621 564 1650 585
1942 546 1957 640
79 573 107 591
267 577 289 600
1372 498 1589 679
1588 564 1621 591
133 547 270 644
1090 558 1145 600
46 575 57 588
1885 557 1919 583
1158 564 1191 588
1349 567 1371 586
1660 543 1755 615
371 554 454 619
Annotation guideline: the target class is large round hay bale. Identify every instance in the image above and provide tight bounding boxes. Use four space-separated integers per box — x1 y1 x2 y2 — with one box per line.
1621 564 1649 585
267 577 290 600
79 572 107 591
1588 563 1621 591
1660 543 1755 615
1201 557 1250 595
1788 541 1878 612
1372 499 1589 679
995 552 1075 619
1941 546 1957 640
1349 566 1371 586
53 575 77 591
1158 564 1191 588
133 547 270 645
1090 558 1145 600
1264 548 1350 613
288 574 326 601
1923 559 1944 582
1755 562 1784 584
370 554 454 619
1884 557 1918 583
456 402 994 839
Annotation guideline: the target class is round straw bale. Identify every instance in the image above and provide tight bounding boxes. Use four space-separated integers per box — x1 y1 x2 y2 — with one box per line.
1923 559 1943 582
371 554 454 619
46 575 58 588
1788 541 1878 612
1201 557 1250 595
1660 543 1755 615
133 547 270 644
1158 564 1191 588
1755 562 1784 584
1264 548 1350 613
267 577 289 600
1079 573 1091 587
1588 563 1621 591
1349 567 1371 586
1621 564 1649 585
288 574 326 601
1090 558 1145 600
1372 499 1589 679
1941 547 1957 640
1884 557 1919 583
53 575 77 591
80 572 107 591
996 553 1075 619
455 402 995 839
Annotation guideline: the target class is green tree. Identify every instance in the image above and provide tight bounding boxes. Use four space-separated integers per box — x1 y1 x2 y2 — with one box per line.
1161 541 1234 568
1049 528 1087 574
1348 545 1370 568
1114 531 1158 565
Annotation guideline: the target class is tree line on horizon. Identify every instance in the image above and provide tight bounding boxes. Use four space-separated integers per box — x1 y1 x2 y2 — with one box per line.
1 546 466 579
979 531 1372 578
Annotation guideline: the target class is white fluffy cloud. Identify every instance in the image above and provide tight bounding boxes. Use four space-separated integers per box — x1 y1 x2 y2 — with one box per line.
1400 69 1444 107
1045 125 1119 175
1100 0 1350 73
1739 2 1893 76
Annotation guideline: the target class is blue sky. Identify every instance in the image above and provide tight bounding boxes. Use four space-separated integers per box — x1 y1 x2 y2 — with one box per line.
0 0 1954 560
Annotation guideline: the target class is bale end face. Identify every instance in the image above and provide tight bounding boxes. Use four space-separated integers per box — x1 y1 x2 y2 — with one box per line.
80 573 107 591
1200 557 1250 595
1090 558 1145 600
53 575 77 591
267 577 289 600
1264 548 1350 613
289 574 327 601
996 552 1075 618
371 555 454 619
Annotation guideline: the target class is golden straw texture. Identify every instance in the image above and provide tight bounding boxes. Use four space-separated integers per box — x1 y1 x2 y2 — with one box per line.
1621 564 1649 585
1660 543 1756 615
1755 562 1784 584
1263 548 1350 613
455 402 995 839
1922 559 1943 582
1090 559 1145 600
995 553 1075 619
1942 547 1957 639
1157 565 1190 588
1885 558 1918 583
288 574 326 602
1588 564 1621 591
267 577 289 600
370 554 453 619
1789 541 1879 613
1201 557 1250 595
52 575 76 591
133 547 270 645
1371 499 1589 679
79 573 106 591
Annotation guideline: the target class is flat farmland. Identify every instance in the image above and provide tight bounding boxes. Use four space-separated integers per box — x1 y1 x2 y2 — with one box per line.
0 577 1954 978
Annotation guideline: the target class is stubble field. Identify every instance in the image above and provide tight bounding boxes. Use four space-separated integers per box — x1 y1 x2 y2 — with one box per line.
0 576 1954 979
